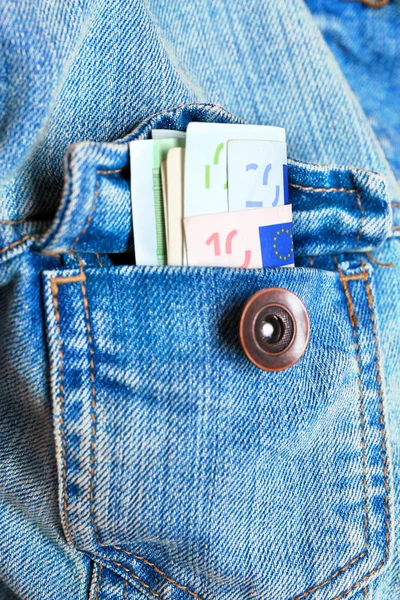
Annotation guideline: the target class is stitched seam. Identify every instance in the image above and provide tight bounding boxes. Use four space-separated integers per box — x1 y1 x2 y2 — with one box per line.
95 563 103 600
392 225 400 231
69 167 124 252
358 0 390 7
0 217 28 226
292 263 370 599
50 276 86 543
337 266 370 548
365 252 394 268
52 271 160 600
329 261 390 600
111 561 161 599
0 234 32 255
123 579 129 600
289 183 364 248
341 272 369 282
113 546 203 598
54 262 390 600
77 259 202 600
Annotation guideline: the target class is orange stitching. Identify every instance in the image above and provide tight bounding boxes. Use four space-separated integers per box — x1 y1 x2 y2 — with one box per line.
95 563 103 600
77 258 202 600
391 202 400 207
52 269 160 599
365 252 394 268
337 267 370 549
52 273 86 287
329 262 390 600
289 183 365 247
50 276 87 544
293 550 368 600
123 579 129 600
289 184 355 194
112 561 161 599
95 253 103 268
292 262 370 600
392 225 400 231
0 217 28 226
361 261 390 523
363 587 367 598
0 234 32 255
308 257 314 266
77 257 101 545
340 272 369 283
294 256 395 600
113 546 202 599
69 167 123 252
358 0 390 8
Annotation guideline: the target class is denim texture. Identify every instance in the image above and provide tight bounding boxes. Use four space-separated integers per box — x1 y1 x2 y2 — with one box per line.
0 1 400 599
306 0 400 182
6 105 387 261
42 259 392 600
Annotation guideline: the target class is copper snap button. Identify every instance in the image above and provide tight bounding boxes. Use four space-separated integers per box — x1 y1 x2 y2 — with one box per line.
239 288 310 371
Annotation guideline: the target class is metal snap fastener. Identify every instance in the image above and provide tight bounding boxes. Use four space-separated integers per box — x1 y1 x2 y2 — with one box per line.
239 288 310 371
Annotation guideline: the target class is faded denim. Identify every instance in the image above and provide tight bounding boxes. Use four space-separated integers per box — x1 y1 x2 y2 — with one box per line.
0 2 400 600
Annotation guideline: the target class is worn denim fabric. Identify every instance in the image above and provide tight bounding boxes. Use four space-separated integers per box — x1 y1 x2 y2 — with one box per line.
0 1 399 600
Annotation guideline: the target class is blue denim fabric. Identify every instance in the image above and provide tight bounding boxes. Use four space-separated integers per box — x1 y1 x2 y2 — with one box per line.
1 1 400 600
305 0 400 182
42 257 392 600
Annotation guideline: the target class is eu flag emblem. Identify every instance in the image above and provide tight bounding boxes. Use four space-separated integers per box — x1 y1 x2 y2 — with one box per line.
258 221 294 268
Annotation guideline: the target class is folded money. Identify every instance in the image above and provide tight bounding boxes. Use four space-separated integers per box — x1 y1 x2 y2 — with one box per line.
129 123 292 268
184 204 293 269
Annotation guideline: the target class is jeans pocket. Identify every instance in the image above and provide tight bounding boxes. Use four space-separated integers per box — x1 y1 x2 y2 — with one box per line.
36 103 391 260
43 257 393 600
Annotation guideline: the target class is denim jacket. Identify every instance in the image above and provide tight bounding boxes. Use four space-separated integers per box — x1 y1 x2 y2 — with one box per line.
1 1 399 599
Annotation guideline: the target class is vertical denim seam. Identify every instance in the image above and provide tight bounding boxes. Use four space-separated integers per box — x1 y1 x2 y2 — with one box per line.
291 267 370 599
77 258 202 600
50 271 87 543
329 261 391 600
69 168 124 253
337 268 370 554
51 269 161 600
123 578 129 600
289 183 365 248
95 563 103 600
95 253 103 268
69 178 99 253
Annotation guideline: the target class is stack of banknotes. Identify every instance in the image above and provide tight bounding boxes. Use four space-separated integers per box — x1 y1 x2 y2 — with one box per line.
130 123 293 269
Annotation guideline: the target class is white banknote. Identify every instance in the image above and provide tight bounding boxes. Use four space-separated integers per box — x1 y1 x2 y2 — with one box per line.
184 122 286 218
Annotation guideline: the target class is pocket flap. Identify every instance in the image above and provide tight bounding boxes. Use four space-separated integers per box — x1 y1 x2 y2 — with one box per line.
36 103 391 259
